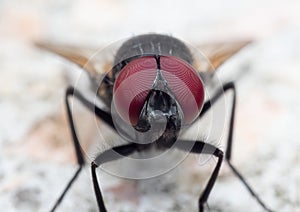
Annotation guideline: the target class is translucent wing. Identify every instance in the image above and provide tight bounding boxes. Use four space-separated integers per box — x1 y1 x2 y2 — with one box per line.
35 41 113 80
195 40 252 72
35 41 119 108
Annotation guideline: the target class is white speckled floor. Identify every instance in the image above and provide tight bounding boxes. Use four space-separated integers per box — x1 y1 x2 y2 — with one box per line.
1 1 300 211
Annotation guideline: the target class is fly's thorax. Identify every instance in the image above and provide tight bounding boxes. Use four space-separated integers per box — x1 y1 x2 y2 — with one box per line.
113 34 193 68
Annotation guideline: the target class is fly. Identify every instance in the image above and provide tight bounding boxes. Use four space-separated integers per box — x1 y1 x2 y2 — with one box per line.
36 34 273 212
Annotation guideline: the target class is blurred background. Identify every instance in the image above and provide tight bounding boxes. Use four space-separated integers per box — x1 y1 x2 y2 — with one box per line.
1 0 300 211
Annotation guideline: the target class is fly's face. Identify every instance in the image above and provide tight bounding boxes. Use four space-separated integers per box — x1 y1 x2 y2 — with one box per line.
112 55 205 144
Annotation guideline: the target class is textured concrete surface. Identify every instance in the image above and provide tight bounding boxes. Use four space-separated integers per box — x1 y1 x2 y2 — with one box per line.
1 0 300 211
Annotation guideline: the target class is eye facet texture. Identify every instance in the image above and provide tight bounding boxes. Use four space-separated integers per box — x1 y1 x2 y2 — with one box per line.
113 56 204 125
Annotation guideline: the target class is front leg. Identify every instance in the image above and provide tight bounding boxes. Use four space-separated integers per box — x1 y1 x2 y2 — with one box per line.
193 82 273 211
175 140 224 212
91 143 138 212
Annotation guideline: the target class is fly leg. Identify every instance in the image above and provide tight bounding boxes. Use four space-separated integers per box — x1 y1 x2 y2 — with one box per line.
91 143 138 212
66 86 115 129
198 82 274 211
175 140 223 212
50 86 116 211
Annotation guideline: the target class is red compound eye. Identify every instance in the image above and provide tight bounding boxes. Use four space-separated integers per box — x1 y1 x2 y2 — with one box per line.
113 57 157 125
160 56 204 124
113 56 205 125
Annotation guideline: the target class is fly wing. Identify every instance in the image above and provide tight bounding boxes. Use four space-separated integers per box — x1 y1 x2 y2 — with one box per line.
196 40 252 72
35 42 117 107
34 42 113 79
